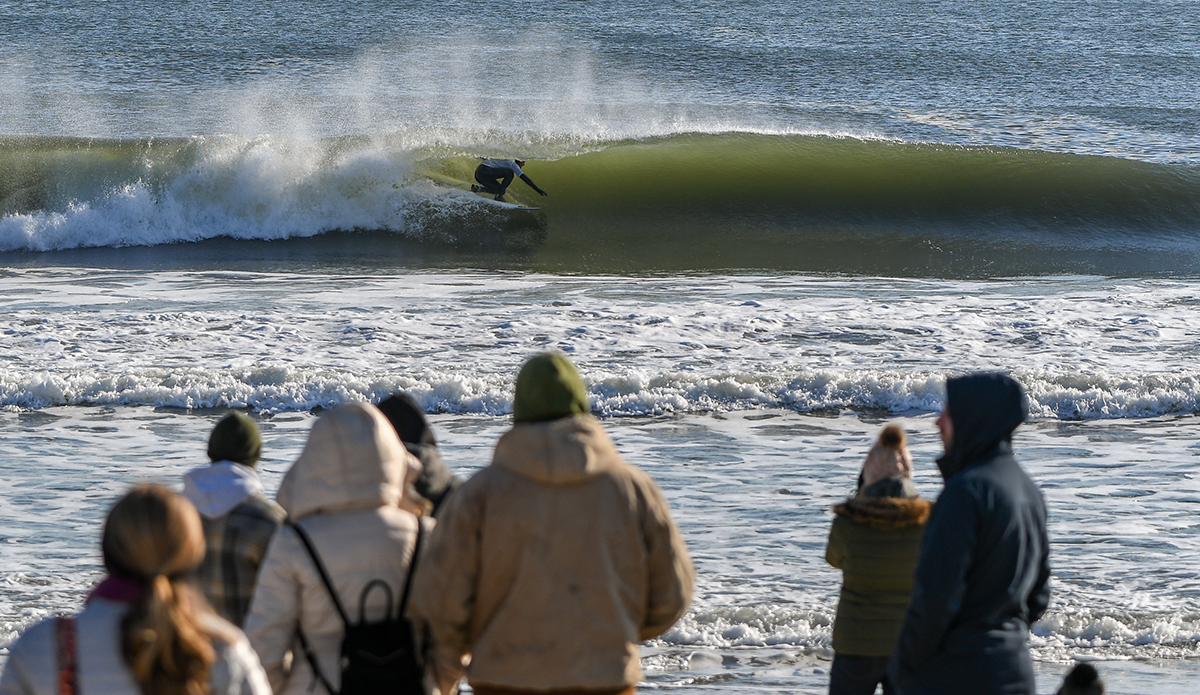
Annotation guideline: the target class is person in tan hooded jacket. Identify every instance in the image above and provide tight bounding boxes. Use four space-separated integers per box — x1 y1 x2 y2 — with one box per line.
242 402 429 695
409 353 695 695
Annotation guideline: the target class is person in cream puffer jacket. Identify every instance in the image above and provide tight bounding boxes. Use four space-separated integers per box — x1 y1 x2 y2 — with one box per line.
409 353 695 695
242 402 429 695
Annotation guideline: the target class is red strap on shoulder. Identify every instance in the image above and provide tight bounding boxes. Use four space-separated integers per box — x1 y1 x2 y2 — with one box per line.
55 616 78 695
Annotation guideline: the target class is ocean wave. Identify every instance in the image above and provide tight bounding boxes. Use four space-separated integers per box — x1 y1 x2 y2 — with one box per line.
658 603 1200 660
3 365 1199 420
2 133 1199 275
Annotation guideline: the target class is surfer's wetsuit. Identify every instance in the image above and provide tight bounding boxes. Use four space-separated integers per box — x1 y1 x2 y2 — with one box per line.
473 159 547 201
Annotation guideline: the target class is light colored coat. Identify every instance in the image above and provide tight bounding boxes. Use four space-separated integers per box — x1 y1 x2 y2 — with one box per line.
0 598 270 695
242 403 427 695
409 414 694 694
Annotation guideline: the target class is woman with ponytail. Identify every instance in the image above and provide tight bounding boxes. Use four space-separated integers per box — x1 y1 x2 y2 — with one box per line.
0 484 272 695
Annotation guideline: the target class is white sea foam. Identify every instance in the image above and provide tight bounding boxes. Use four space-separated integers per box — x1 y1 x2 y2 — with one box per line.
657 603 1200 660
2 271 1199 419
4 364 1200 420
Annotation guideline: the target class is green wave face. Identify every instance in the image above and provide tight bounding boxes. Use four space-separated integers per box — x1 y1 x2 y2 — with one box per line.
444 133 1200 274
511 132 1199 222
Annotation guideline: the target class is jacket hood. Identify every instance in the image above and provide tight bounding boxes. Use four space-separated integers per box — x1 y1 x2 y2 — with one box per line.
834 496 932 528
276 402 421 520
375 392 459 509
492 414 621 485
182 461 263 518
937 372 1028 481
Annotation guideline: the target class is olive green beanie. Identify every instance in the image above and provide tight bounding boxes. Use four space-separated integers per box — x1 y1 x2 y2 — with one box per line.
207 412 262 467
513 353 591 423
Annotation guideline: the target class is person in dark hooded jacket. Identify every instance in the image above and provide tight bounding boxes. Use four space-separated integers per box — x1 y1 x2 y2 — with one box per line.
887 373 1050 695
376 392 464 516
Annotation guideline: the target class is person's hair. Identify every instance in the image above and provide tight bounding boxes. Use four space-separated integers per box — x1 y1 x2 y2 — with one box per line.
878 423 905 449
376 393 437 446
102 484 228 695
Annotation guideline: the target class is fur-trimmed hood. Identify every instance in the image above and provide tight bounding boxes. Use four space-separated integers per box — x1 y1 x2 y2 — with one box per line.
834 495 932 528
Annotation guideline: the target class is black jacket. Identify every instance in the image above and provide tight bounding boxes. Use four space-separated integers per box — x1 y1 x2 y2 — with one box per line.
888 373 1051 695
376 392 464 516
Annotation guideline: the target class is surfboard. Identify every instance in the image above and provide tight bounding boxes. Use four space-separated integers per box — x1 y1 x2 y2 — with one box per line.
470 188 540 211
468 184 539 210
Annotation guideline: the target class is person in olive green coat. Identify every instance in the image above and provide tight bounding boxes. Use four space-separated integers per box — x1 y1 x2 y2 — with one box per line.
825 424 931 695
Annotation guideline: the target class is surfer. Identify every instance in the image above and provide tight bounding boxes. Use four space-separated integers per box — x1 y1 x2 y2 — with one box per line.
472 158 548 202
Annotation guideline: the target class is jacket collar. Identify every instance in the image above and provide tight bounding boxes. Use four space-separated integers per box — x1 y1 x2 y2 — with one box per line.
834 496 932 527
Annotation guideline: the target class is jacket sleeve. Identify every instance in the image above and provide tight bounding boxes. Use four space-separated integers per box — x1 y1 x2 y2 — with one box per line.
1026 507 1052 622
888 481 979 686
637 473 695 641
243 526 303 695
0 620 51 695
408 484 480 695
211 632 275 695
825 516 845 569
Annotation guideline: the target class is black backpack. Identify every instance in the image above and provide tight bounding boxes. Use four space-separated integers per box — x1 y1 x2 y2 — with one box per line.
288 520 425 695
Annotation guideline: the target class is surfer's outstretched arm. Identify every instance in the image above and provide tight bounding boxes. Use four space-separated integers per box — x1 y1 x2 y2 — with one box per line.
520 173 548 196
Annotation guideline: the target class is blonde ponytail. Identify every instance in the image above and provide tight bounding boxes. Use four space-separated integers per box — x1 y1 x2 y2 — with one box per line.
103 485 232 695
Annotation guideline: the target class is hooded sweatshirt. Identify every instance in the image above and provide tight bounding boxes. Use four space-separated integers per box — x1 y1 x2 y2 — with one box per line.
888 374 1050 695
181 462 285 627
184 461 264 518
243 403 428 695
408 414 694 694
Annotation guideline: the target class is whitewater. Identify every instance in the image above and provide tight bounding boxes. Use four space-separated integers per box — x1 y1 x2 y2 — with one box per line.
4 0 1200 693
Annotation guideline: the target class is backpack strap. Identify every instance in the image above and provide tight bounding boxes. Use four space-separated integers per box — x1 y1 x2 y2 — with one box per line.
287 521 346 695
55 616 78 695
288 521 351 625
292 625 338 695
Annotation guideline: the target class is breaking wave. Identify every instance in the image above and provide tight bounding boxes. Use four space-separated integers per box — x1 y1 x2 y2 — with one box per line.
3 132 1199 275
3 365 1199 420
